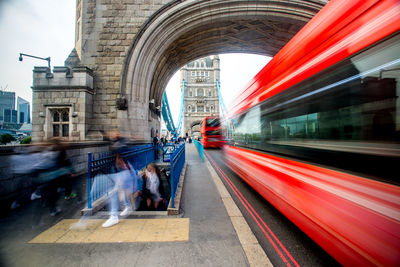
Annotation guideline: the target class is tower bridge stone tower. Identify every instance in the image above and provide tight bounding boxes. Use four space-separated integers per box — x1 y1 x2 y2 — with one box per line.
181 56 220 137
31 0 327 143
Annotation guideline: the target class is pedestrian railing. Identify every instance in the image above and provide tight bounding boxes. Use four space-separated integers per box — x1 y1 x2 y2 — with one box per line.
87 144 155 209
170 143 185 208
193 139 204 162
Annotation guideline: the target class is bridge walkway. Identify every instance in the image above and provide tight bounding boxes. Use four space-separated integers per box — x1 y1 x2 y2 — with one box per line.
0 144 270 266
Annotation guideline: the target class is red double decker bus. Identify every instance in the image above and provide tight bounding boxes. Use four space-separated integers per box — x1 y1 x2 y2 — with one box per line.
200 116 223 148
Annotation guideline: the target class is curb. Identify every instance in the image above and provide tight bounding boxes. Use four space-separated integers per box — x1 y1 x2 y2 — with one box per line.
204 155 273 267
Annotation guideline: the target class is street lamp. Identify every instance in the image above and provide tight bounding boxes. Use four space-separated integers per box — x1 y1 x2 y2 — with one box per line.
18 53 51 69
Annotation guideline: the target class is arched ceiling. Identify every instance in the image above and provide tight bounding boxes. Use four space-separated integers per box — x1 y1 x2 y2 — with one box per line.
121 0 328 112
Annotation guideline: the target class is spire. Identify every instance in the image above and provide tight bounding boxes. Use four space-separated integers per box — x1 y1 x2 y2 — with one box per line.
64 48 82 67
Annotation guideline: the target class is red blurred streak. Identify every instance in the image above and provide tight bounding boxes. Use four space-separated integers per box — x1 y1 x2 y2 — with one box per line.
205 151 300 267
224 145 400 266
229 0 400 117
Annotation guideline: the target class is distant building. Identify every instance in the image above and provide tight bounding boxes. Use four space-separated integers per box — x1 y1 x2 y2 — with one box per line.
3 109 17 123
17 97 30 123
181 56 220 137
0 91 15 122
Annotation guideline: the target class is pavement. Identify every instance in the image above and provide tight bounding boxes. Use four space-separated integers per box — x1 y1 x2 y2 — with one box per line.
0 143 269 267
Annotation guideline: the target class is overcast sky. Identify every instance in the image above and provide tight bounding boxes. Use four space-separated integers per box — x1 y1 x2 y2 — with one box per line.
0 0 270 123
0 0 76 104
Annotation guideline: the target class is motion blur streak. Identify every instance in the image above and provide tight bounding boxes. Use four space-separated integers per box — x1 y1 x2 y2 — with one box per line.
205 151 300 267
224 145 400 266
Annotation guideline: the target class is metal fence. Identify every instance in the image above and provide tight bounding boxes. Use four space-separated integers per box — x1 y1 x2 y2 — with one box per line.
170 143 185 208
193 139 204 162
87 144 155 209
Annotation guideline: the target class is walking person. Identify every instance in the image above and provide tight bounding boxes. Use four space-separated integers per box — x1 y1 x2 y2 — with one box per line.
102 154 136 228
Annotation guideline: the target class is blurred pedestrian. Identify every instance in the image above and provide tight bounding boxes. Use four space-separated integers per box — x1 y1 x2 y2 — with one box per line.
145 163 161 210
102 154 136 228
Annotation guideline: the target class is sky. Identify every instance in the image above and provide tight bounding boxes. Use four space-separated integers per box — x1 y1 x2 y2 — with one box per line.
0 0 271 122
0 0 76 104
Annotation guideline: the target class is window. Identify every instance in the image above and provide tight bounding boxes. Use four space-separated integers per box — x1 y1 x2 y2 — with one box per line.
51 108 69 137
208 90 212 97
189 90 193 97
187 105 192 112
191 71 195 76
197 105 204 112
198 89 204 96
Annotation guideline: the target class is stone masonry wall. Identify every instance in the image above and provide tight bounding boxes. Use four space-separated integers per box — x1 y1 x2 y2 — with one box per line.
32 66 94 142
78 0 171 137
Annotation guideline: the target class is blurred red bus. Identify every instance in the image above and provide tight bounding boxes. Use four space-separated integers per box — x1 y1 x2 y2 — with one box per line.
224 0 400 266
200 116 223 148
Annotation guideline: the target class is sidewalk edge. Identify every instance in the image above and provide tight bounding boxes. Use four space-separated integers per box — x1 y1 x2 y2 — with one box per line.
205 157 273 267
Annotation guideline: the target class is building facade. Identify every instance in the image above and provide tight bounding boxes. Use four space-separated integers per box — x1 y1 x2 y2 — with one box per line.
17 97 30 124
0 91 15 122
181 56 220 137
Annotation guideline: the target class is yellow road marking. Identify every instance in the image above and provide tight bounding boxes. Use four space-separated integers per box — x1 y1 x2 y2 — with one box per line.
29 218 189 243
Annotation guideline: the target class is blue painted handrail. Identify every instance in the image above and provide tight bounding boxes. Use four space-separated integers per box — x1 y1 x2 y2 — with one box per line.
170 143 185 208
193 139 204 162
87 144 155 209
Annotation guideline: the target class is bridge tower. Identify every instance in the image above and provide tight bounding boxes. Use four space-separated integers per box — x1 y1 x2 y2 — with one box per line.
181 56 220 137
30 0 326 143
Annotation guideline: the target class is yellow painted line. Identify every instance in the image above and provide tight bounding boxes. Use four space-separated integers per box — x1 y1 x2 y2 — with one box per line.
29 218 189 243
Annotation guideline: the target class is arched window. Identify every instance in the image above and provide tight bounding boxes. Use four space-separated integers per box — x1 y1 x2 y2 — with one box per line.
208 90 212 97
187 105 192 112
189 90 193 97
210 105 214 113
197 88 204 96
51 108 69 137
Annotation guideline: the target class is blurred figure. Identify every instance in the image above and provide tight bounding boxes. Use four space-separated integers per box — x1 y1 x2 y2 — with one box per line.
145 163 161 210
35 139 74 216
102 154 136 228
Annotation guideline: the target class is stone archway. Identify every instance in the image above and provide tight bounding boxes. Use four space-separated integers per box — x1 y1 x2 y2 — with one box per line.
120 0 327 141
189 120 202 136
75 0 327 141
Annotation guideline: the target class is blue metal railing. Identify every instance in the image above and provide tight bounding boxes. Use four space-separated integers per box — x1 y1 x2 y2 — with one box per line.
193 139 204 162
161 80 185 137
87 144 155 209
170 143 185 208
